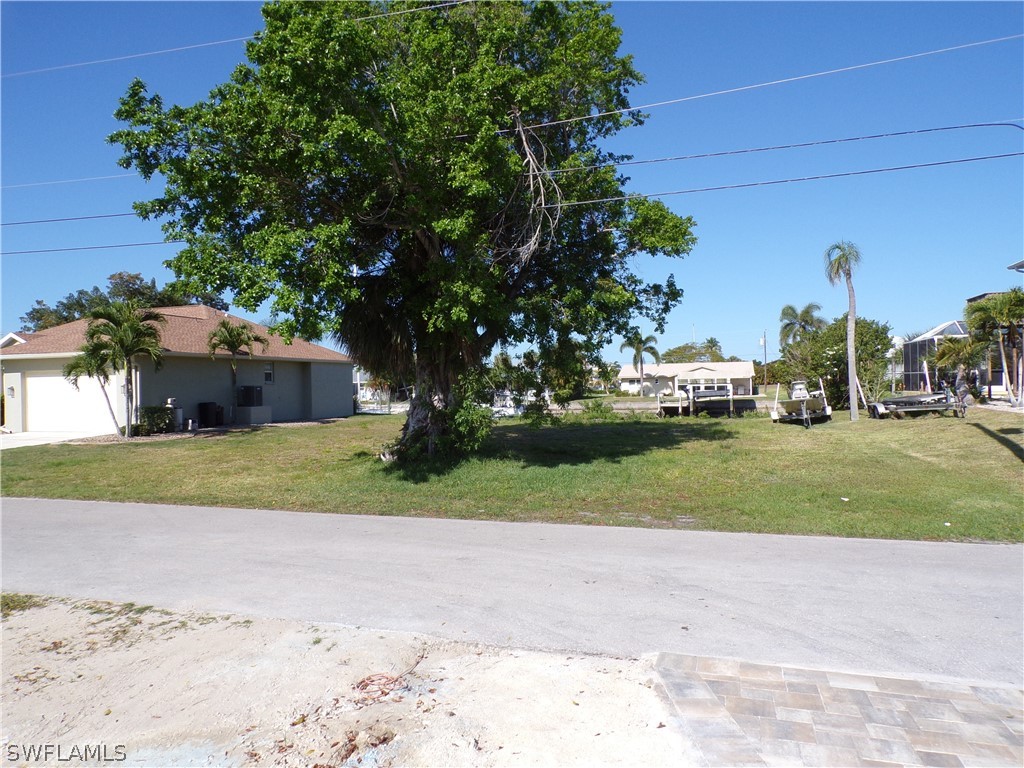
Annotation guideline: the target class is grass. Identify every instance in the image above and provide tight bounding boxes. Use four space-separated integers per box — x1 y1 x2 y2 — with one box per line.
2 409 1021 541
1 593 49 618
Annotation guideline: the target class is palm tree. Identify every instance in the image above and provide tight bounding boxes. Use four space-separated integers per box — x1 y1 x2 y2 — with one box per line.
934 337 986 378
207 318 270 417
824 241 863 420
966 288 1024 406
62 340 123 440
778 302 826 348
84 301 165 437
620 333 660 396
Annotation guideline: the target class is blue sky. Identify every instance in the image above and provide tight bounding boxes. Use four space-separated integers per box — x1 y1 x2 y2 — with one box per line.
2 1 1021 364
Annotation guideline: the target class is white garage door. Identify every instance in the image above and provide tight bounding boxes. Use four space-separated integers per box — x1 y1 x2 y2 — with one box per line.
25 372 119 433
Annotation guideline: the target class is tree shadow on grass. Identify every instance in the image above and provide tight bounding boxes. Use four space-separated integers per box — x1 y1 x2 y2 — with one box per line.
387 417 737 482
969 422 1024 463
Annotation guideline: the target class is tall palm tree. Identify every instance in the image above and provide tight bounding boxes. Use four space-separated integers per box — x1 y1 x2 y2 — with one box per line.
62 340 123 440
966 288 1024 406
778 302 826 348
207 318 270 416
620 333 660 396
84 301 165 437
824 241 862 420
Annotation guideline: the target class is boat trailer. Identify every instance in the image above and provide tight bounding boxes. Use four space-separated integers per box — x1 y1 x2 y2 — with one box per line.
771 379 832 429
868 385 967 419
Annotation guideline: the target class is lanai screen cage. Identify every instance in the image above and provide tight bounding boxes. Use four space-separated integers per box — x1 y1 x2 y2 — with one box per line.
902 321 972 392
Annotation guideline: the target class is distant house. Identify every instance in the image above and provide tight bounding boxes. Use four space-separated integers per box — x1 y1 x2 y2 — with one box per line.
617 361 756 397
0 305 354 434
901 321 970 392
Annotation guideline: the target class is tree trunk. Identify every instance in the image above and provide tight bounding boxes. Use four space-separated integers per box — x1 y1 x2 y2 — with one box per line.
996 335 1018 407
101 382 124 441
124 361 135 438
395 359 458 459
845 273 858 421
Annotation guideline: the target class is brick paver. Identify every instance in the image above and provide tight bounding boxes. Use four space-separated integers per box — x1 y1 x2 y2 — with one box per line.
656 654 1023 767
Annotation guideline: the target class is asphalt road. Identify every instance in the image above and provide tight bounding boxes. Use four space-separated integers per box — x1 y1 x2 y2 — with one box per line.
2 497 1021 685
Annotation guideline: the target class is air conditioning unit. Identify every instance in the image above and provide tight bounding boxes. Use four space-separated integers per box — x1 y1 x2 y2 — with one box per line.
238 385 263 407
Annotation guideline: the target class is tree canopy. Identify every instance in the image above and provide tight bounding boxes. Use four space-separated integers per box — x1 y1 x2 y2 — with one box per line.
778 302 825 348
21 272 226 332
109 1 696 457
783 314 892 408
662 338 727 363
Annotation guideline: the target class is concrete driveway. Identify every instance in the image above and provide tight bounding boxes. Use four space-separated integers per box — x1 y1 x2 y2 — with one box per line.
0 430 112 450
3 498 1021 685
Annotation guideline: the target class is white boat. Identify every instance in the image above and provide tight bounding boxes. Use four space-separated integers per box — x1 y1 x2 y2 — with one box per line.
771 379 832 428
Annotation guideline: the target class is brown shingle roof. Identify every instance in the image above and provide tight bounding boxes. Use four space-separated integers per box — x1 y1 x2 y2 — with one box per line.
0 305 351 363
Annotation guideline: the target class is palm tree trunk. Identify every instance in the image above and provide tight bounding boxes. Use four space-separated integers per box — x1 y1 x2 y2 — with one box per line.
997 335 1018 407
101 382 124 440
124 361 134 438
639 358 645 396
845 273 858 421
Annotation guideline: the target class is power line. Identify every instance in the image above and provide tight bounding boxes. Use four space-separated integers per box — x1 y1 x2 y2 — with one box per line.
547 122 1024 175
518 34 1024 133
1 173 137 190
6 120 1021 226
2 0 474 78
2 213 140 227
1 241 184 257
549 152 1024 208
6 151 1019 252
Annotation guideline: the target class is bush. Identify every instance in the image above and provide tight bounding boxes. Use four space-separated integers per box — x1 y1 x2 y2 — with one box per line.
563 399 617 424
138 406 176 436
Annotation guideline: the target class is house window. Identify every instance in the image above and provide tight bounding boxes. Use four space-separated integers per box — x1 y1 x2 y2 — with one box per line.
264 363 274 384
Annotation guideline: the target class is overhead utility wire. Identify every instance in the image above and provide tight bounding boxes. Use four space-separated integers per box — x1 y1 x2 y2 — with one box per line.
518 34 1024 133
6 119 1020 226
5 152 1020 253
547 121 1024 175
1 241 184 257
548 152 1024 208
1 173 137 190
2 0 473 78
2 212 139 227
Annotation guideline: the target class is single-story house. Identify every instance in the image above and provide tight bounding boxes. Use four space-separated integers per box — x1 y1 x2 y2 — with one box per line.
0 305 354 434
617 361 756 397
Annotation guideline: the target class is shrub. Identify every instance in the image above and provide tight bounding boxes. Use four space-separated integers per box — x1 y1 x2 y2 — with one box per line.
138 406 176 436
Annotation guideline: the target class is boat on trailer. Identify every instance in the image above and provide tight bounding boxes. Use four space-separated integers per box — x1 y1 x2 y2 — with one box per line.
771 379 832 428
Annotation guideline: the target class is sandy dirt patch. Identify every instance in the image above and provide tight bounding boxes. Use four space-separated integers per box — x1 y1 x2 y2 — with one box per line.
2 597 685 767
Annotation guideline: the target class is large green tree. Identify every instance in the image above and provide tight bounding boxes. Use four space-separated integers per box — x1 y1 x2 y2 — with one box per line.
21 272 227 332
798 315 892 409
824 241 863 420
661 338 725 363
110 0 695 458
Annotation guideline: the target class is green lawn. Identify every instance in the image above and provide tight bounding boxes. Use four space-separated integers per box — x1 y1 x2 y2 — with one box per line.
2 408 1021 541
